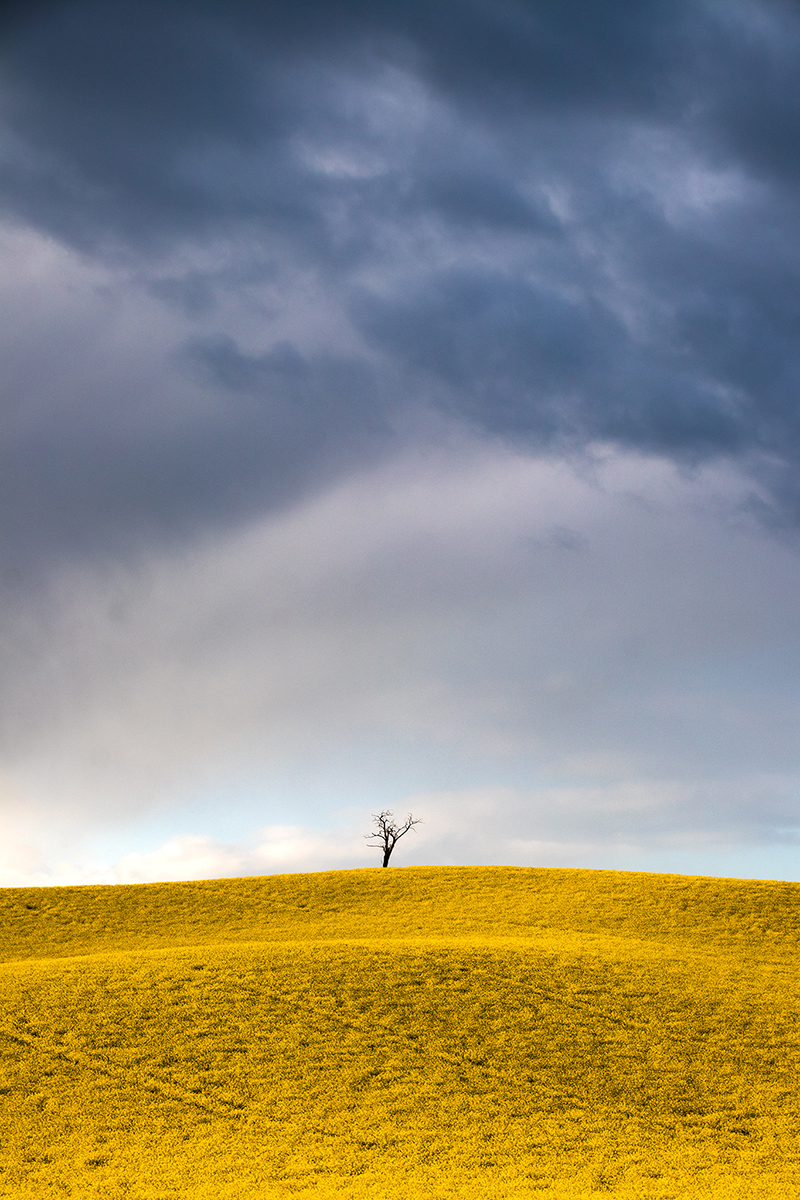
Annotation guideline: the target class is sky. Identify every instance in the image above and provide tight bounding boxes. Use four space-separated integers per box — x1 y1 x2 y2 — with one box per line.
3 0 800 885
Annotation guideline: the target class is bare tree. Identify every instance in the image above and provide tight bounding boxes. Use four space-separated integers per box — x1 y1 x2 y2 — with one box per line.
365 810 422 867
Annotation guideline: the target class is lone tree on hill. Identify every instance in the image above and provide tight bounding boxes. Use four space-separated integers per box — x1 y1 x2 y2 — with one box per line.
365 810 422 867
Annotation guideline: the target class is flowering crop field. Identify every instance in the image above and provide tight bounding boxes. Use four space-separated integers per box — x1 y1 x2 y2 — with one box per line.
1 866 799 1197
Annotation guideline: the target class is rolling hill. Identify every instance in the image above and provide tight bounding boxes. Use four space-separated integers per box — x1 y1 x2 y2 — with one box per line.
1 865 799 1197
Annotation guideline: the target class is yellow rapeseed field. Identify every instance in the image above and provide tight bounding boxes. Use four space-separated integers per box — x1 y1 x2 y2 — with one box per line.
1 865 799 1197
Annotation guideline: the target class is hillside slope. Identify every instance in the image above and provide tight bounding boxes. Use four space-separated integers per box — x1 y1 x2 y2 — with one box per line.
1 866 799 1198
3 864 800 961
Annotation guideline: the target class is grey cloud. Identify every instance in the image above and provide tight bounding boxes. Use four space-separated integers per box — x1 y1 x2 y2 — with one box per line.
699 4 800 186
146 258 279 317
4 445 800 850
4 0 800 580
354 265 749 455
0 0 692 249
412 170 557 232
0 335 387 581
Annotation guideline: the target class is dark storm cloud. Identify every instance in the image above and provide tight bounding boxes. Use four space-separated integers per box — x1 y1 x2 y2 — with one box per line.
4 0 800 575
0 334 386 579
354 266 753 454
0 0 686 247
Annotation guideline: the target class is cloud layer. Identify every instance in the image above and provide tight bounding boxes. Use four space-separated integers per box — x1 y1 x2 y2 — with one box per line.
3 440 800 882
3 1 800 882
4 1 800 575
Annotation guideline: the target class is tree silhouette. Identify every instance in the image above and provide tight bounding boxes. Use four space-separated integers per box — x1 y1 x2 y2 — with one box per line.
365 810 422 867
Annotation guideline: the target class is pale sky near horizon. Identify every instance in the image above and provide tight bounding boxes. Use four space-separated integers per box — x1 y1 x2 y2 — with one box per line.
3 0 800 886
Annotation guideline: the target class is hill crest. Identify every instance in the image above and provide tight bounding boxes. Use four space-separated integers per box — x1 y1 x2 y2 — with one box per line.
2 864 799 963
